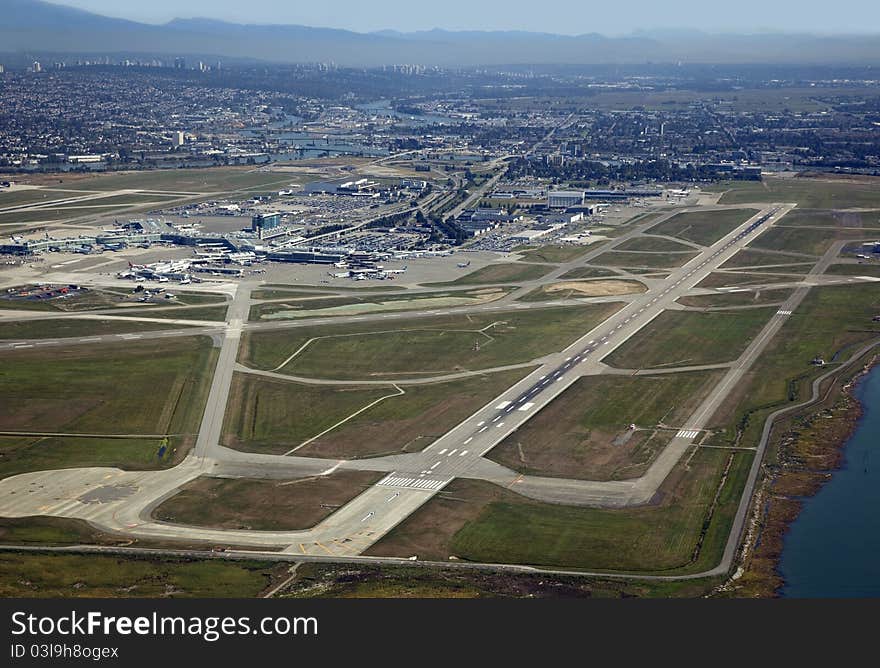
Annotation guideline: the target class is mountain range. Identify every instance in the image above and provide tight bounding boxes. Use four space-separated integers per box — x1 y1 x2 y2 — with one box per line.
3 0 880 66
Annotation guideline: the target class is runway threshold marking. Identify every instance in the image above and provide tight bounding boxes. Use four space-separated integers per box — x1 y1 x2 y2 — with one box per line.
377 475 447 491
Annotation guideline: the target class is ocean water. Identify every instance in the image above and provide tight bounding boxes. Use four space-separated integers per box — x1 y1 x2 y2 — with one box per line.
779 364 880 597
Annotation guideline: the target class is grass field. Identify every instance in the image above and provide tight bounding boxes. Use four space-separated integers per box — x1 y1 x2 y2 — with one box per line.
0 516 109 545
249 288 509 321
749 225 876 256
516 245 590 263
221 374 392 453
719 248 818 269
604 308 776 369
131 305 228 321
716 176 880 209
0 287 225 312
0 337 216 447
0 318 193 339
0 191 178 209
153 472 383 530
0 206 151 225
0 435 173 479
590 250 698 269
776 208 880 229
648 208 758 246
489 371 723 480
299 368 533 458
259 284 399 293
425 262 554 286
824 263 880 277
250 295 367 319
706 283 880 450
558 266 619 279
0 188 86 208
368 447 753 573
48 167 303 194
0 553 281 597
222 368 532 457
244 304 622 379
725 262 816 275
677 288 795 309
695 272 801 289
614 236 698 252
250 289 341 300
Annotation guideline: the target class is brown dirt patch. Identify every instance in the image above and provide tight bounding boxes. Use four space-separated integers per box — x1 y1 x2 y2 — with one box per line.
544 279 647 297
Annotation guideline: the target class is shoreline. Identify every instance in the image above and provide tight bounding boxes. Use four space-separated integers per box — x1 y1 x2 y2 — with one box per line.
722 351 878 597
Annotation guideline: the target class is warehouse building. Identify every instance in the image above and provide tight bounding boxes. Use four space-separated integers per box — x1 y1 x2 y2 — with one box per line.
547 190 586 208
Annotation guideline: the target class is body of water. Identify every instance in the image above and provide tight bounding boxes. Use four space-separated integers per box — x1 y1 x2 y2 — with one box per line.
779 363 880 597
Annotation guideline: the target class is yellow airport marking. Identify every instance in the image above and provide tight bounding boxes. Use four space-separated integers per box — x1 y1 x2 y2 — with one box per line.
299 543 307 555
315 541 335 556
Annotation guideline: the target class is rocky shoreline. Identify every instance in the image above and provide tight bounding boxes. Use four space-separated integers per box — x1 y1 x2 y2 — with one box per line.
722 354 878 597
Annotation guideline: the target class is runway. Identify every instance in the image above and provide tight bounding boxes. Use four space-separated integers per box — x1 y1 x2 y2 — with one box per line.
2 203 830 553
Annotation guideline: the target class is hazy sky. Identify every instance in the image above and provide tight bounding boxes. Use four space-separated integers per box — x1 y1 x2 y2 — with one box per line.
54 0 880 35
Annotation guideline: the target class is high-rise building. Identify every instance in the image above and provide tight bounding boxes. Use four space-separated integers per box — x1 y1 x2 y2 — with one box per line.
31 61 42 73
251 213 282 239
172 131 186 148
0 64 5 74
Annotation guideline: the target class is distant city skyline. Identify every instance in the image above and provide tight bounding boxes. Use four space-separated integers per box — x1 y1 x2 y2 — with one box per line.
50 0 880 36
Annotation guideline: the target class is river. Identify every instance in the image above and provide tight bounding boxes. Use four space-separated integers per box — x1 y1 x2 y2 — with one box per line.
779 363 880 597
